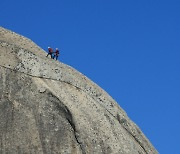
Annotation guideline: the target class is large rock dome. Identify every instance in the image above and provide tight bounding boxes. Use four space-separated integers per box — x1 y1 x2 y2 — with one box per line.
0 27 157 154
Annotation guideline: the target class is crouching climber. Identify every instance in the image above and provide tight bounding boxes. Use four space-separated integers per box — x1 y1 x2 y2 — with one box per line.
46 47 53 58
53 48 60 60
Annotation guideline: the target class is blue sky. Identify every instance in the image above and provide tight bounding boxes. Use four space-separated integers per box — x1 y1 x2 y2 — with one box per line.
1 0 180 153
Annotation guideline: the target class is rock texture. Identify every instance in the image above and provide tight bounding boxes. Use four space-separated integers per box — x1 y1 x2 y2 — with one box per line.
0 27 158 154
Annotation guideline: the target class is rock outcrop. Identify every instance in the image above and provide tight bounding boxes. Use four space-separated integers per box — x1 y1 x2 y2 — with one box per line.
0 27 158 154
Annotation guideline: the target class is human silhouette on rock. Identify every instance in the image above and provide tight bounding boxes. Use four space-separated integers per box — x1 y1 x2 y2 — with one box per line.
46 47 53 58
53 48 60 60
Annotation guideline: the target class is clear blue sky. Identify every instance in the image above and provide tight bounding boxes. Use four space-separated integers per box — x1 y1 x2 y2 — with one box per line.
1 0 179 153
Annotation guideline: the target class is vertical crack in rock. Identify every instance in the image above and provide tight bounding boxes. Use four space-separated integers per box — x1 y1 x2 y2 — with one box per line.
47 92 85 154
65 109 85 154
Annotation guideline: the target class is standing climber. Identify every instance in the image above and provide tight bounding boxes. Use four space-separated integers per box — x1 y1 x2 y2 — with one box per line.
46 47 53 58
53 48 60 60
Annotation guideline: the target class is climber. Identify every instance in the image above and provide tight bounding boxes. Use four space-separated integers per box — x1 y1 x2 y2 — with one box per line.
53 48 60 60
46 47 53 58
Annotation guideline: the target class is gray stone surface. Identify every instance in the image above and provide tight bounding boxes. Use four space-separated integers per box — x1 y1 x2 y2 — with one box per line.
0 26 158 154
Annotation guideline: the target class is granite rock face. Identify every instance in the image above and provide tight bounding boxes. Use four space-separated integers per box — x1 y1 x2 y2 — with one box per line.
0 27 158 154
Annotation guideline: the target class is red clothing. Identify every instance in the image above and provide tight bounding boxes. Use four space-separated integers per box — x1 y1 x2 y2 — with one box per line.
48 48 53 53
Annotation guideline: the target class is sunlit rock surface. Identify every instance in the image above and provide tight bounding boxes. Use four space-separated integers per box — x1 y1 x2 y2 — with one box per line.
0 27 157 154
